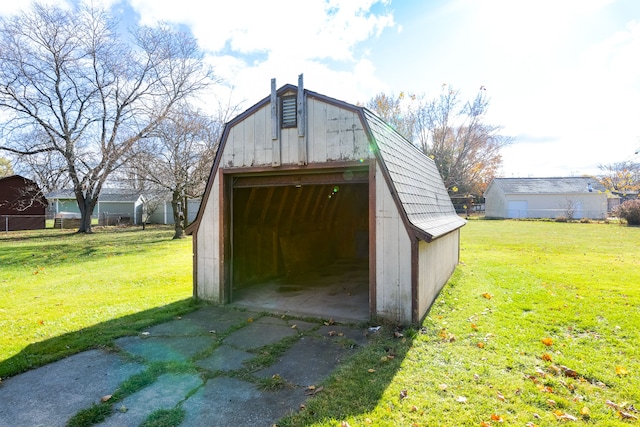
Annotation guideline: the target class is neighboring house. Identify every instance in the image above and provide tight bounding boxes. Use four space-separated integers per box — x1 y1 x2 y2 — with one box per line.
0 175 47 231
484 177 612 219
186 77 466 325
47 189 144 225
147 198 201 225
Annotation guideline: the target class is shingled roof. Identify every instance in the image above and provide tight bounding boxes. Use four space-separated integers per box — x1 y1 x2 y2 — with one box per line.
362 109 465 240
489 177 606 194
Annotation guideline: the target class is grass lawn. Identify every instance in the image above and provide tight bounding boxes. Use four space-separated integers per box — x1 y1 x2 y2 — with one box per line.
1 221 639 426
0 226 198 378
281 220 640 426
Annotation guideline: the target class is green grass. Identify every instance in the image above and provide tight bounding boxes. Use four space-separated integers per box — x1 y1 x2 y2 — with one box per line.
0 225 197 378
2 221 639 426
281 220 640 426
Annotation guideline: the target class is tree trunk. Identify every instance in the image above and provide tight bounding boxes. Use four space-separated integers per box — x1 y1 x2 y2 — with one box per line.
76 194 97 233
171 190 185 239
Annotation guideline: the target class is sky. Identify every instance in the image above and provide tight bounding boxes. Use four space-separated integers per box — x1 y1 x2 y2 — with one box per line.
2 0 640 178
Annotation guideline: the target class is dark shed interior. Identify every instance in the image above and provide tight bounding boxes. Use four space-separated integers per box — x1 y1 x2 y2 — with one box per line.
228 171 370 320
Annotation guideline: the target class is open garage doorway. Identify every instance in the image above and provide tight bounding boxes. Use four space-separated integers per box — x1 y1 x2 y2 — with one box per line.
227 171 371 322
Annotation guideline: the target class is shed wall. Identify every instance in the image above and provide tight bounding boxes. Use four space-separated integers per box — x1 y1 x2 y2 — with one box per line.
220 97 372 168
503 193 608 219
374 161 412 323
484 183 507 218
195 170 222 301
417 229 460 320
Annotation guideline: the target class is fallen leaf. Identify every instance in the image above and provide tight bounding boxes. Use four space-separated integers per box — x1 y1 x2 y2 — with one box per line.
525 423 538 427
456 396 468 403
394 331 404 338
541 337 553 346
546 399 557 407
341 422 351 427
618 411 639 420
367 368 376 373
118 405 127 413
438 383 448 391
553 411 578 421
299 403 306 410
101 394 112 402
247 317 254 323
328 331 337 336
410 405 418 412
471 323 478 330
477 342 485 348
399 389 408 400
615 366 628 376
305 386 323 396
491 413 504 422
541 353 552 362
580 406 590 416
496 392 505 401
291 324 297 329
560 365 578 378
482 292 493 299
606 400 622 411
480 422 491 427
365 418 372 424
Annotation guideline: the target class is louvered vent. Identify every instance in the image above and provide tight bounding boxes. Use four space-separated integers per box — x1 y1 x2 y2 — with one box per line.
281 95 297 128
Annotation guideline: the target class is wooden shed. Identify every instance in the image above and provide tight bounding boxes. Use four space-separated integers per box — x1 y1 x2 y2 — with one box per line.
187 77 465 324
0 175 47 231
485 177 611 220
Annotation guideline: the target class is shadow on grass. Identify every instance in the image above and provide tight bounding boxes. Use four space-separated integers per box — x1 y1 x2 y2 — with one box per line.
278 321 416 427
0 298 202 379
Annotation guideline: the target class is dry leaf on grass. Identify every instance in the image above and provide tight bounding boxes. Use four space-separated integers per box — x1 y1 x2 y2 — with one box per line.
100 394 112 402
482 293 493 299
615 366 628 376
553 410 578 421
541 353 552 362
456 396 468 403
541 337 553 346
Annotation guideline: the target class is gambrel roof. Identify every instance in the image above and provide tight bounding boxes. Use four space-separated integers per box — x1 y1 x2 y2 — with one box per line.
189 84 465 241
489 177 606 195
363 109 465 240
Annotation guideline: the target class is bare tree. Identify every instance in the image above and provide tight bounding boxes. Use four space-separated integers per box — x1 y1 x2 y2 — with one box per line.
0 3 212 233
367 85 510 196
130 105 223 239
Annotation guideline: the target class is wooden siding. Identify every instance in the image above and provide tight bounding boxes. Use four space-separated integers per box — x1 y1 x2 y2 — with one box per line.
416 229 460 321
195 170 222 301
374 160 412 323
220 97 372 168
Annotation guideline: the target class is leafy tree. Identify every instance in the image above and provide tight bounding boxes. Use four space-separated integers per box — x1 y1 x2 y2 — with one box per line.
0 3 212 233
596 161 640 195
367 85 510 196
0 156 12 177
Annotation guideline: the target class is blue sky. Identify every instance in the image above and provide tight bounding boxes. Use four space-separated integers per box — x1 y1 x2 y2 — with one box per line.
3 0 640 177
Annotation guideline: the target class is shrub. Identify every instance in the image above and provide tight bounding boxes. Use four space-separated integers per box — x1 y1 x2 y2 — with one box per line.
614 199 640 226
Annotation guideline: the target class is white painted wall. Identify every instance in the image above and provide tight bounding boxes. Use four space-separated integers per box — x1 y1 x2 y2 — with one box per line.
417 230 460 321
195 171 221 301
375 161 413 323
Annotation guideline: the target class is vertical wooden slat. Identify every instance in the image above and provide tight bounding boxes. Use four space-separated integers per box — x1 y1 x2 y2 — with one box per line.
369 160 377 319
297 74 307 165
271 78 281 166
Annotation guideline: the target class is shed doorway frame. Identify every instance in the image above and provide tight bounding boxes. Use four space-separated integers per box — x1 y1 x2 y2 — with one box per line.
220 162 377 321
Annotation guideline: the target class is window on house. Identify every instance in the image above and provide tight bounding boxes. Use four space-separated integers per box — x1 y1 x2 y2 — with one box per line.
281 95 297 128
